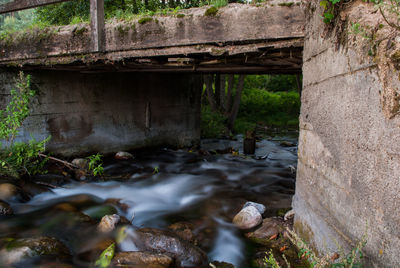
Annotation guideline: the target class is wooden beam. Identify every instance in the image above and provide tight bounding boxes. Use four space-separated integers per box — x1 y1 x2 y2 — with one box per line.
90 0 105 52
0 0 70 14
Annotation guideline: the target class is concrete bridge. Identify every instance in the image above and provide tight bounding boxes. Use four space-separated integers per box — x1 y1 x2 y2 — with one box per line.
1 0 400 267
0 1 304 74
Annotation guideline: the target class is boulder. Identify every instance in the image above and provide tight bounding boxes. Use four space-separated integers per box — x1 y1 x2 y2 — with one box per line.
113 251 173 268
232 206 262 230
0 200 13 215
115 152 134 160
126 228 208 267
0 236 70 266
243 201 266 215
97 214 120 233
0 183 19 201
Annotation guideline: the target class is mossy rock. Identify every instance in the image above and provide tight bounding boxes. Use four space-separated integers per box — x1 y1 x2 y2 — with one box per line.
176 14 185 18
138 17 153 24
204 6 218 16
0 236 70 265
82 205 118 220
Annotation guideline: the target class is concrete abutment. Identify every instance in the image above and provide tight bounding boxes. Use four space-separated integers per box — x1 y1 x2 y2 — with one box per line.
293 1 400 267
0 71 202 156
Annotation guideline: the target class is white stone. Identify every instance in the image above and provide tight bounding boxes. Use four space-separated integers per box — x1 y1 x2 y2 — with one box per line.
97 214 120 233
232 206 262 230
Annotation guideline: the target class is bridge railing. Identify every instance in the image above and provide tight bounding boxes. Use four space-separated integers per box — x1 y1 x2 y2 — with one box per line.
0 0 105 51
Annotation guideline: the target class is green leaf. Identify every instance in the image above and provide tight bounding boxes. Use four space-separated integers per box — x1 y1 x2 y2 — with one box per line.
95 243 115 268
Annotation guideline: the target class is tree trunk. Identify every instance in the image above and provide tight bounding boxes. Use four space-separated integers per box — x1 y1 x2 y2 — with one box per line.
162 0 166 7
204 75 218 112
228 75 245 131
214 74 221 107
132 0 138 13
144 0 149 9
219 74 226 111
225 74 234 114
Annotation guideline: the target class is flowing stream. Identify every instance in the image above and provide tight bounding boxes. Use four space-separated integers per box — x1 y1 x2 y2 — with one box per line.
1 135 298 267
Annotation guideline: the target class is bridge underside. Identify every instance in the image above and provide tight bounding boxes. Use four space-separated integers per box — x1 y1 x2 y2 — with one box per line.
12 38 303 74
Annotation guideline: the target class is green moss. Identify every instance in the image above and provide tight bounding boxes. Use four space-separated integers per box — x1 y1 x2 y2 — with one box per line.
278 2 294 7
74 26 88 35
117 24 130 35
138 17 153 24
176 13 185 18
204 6 218 16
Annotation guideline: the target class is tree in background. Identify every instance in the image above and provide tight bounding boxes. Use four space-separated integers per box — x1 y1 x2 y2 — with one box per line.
204 74 245 132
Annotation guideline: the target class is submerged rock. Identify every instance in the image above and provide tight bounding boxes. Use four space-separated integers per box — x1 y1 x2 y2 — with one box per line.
0 200 13 215
127 228 208 267
113 251 173 268
232 206 262 230
115 152 134 160
210 261 236 268
0 236 70 265
97 214 120 233
243 201 266 215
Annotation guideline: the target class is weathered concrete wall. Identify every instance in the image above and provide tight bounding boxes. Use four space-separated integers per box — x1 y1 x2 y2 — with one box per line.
0 71 201 156
293 1 400 267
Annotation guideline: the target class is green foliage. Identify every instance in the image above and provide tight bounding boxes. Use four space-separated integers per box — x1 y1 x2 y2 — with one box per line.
238 88 300 130
244 75 300 92
87 153 104 177
95 242 115 268
0 72 49 178
320 0 342 24
264 250 283 268
200 105 228 138
285 228 367 268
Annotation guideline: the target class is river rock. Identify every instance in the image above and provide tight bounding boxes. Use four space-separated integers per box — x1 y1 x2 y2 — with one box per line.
0 201 13 215
0 183 19 201
128 228 208 267
279 141 296 147
243 201 266 215
97 214 120 233
71 158 88 179
115 152 134 160
82 205 117 220
246 218 284 243
168 222 195 243
113 251 173 268
0 236 70 265
232 206 262 230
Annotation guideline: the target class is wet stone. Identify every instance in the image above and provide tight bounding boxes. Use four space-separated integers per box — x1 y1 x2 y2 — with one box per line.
210 261 236 268
0 200 13 215
243 201 266 215
115 151 134 160
0 183 19 201
0 236 70 266
168 222 195 243
127 228 208 267
232 206 262 230
97 214 120 233
246 217 285 243
113 251 173 268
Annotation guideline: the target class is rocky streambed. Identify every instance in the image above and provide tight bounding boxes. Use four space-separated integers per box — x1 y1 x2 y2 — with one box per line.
0 135 307 267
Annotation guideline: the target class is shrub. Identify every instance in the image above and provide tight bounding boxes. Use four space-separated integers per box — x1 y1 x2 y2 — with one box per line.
0 72 49 178
200 105 227 138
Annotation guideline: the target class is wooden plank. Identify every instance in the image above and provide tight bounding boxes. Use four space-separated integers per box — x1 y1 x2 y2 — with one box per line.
0 0 70 14
90 0 105 52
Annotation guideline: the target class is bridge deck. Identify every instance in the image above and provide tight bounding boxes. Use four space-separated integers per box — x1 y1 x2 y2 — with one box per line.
0 2 304 74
